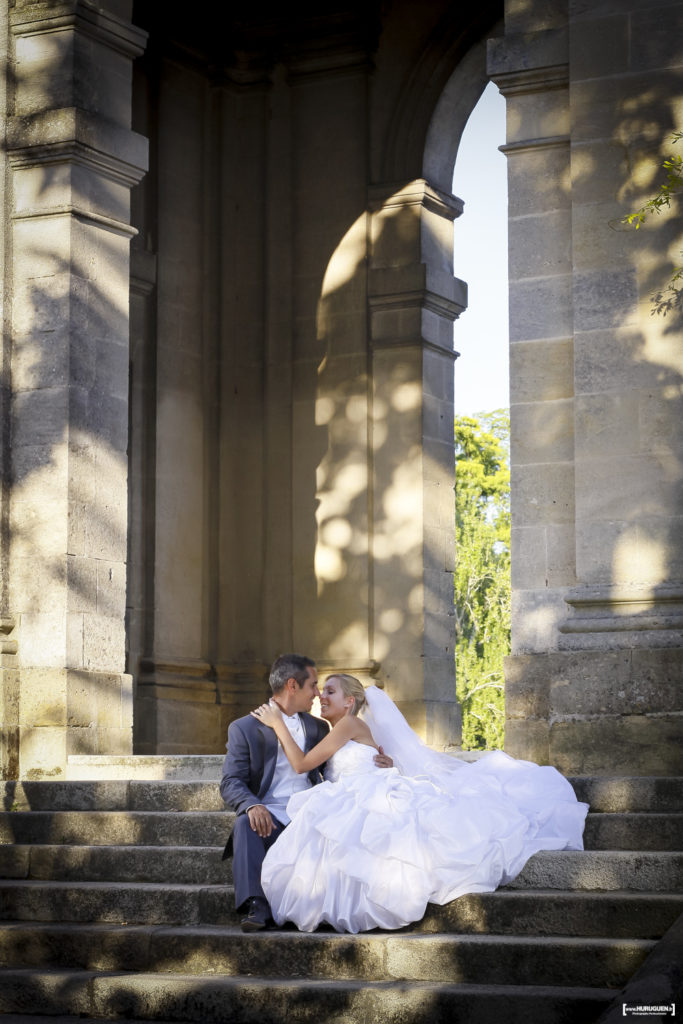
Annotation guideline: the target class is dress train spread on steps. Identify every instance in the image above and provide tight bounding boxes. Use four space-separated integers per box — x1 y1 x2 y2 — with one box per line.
261 688 588 934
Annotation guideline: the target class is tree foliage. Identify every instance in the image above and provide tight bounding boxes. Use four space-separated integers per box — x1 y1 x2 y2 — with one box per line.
624 130 683 316
454 411 510 750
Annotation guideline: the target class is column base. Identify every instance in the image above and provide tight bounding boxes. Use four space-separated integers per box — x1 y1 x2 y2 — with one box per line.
1 668 133 780
504 649 683 774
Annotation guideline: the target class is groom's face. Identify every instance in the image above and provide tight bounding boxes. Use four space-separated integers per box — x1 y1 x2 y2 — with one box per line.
291 667 320 713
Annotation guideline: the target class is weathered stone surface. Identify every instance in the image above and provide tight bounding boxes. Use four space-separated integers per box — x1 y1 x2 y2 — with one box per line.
569 775 683 814
511 400 574 465
5 807 230 847
385 934 650 988
509 338 574 404
509 210 572 281
505 651 683 773
506 146 570 218
597 911 683 1024
507 850 683 893
584 812 683 852
550 717 683 776
504 719 550 766
66 755 225 781
504 656 550 720
508 275 573 342
420 890 683 939
510 590 572 654
554 673 677 719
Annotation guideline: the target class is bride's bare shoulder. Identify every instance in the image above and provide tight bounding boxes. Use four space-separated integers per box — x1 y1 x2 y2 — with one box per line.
352 717 378 748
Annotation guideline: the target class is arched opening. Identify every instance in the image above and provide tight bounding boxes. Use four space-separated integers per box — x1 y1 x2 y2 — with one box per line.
453 82 509 416
451 82 511 751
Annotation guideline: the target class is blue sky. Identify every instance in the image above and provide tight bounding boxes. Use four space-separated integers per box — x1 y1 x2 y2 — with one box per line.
452 83 509 416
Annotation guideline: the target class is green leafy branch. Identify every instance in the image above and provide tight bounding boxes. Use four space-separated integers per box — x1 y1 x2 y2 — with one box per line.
624 131 683 316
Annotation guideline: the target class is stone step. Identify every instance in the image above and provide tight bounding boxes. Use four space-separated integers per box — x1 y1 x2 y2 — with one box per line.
2 843 681 892
66 755 225 781
568 775 683 813
584 812 683 851
1 780 226 812
0 923 655 988
0 967 617 1024
64 752 489 782
5 775 682 812
0 1018 186 1024
0 810 233 847
2 808 680 850
505 849 683 892
417 890 683 940
1 880 680 938
0 844 233 885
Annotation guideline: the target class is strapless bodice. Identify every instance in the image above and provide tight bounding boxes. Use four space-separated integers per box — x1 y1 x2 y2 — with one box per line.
324 741 378 783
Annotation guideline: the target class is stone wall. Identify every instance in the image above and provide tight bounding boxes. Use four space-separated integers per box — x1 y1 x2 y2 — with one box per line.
491 0 683 773
0 0 147 778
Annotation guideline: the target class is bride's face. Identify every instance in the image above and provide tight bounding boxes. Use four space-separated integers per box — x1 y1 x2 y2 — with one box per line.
319 678 353 722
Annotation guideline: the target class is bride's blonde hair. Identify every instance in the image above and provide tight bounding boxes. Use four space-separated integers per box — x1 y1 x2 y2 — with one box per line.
327 673 367 716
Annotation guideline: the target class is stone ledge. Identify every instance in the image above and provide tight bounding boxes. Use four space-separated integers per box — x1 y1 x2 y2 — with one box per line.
66 755 225 780
10 2 148 60
7 108 148 187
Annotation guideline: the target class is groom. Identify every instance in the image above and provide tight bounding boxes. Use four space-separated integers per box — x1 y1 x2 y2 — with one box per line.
220 653 391 931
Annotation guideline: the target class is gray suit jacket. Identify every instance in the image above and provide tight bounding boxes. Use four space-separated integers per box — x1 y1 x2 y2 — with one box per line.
220 711 330 858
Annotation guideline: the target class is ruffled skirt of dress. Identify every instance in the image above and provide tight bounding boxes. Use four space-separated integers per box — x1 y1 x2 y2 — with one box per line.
261 751 588 934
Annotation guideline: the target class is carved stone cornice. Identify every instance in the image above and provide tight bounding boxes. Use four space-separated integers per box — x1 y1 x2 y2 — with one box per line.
7 109 149 188
487 28 568 96
559 584 683 650
368 179 463 221
10 1 148 60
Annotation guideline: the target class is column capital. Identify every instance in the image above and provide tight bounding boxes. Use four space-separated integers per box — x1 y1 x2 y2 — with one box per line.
368 178 463 221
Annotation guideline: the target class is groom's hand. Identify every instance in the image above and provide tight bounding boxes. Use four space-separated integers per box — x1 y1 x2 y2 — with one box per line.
374 746 393 769
247 804 275 838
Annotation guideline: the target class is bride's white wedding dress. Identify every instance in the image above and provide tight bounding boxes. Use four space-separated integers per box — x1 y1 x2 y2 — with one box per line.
261 701 588 933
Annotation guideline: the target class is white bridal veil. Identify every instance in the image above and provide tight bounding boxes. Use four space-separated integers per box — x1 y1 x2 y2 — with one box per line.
361 685 467 785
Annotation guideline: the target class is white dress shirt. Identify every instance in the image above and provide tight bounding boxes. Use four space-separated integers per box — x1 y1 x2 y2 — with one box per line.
261 711 312 824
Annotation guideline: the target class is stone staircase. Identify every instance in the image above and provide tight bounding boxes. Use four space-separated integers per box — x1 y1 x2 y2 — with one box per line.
0 771 681 1024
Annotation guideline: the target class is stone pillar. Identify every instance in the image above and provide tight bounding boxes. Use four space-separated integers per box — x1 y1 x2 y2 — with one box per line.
1 1 147 778
369 180 466 747
490 0 683 774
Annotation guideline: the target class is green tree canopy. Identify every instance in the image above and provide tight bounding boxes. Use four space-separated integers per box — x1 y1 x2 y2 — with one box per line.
454 411 510 750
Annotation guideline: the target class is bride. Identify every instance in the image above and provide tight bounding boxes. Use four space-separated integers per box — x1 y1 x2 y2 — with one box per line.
250 674 588 934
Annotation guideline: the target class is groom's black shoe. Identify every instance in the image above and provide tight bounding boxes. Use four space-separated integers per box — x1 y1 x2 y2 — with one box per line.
240 897 270 932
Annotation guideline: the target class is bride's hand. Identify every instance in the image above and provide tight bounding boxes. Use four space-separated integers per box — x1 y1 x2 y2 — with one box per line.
250 701 282 729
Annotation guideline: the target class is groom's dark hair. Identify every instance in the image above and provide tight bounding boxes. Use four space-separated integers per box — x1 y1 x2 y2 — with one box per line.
270 654 316 694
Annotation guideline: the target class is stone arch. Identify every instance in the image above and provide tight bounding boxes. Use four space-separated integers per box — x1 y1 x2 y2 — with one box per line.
422 33 498 194
4 0 681 779
380 5 502 185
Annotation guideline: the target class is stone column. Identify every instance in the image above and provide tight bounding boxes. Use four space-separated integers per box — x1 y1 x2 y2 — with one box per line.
490 0 683 774
368 180 466 747
2 0 147 778
488 17 575 763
